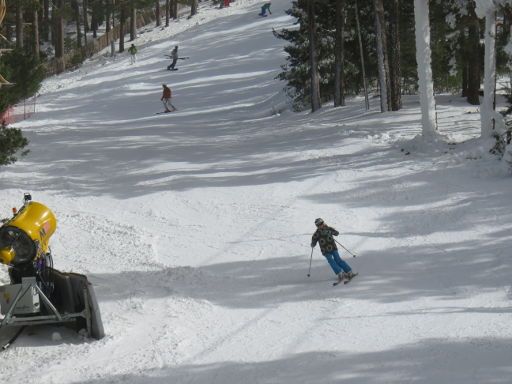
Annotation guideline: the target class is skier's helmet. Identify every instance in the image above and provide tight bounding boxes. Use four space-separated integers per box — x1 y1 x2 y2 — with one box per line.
314 218 324 227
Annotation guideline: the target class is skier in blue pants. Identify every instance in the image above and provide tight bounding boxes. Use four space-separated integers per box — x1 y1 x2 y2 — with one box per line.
311 218 356 285
259 2 272 16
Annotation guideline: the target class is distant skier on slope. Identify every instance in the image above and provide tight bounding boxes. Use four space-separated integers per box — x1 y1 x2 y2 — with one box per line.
167 46 179 71
128 44 137 64
259 2 271 16
311 218 357 285
160 84 176 113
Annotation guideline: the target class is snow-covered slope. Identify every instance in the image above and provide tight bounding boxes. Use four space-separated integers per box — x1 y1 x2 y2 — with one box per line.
1 1 512 383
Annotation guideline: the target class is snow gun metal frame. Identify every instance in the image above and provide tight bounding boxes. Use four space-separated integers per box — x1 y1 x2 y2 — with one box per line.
0 194 104 341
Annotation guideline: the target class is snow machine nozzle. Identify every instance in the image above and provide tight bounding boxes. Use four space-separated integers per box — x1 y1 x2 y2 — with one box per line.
0 198 56 266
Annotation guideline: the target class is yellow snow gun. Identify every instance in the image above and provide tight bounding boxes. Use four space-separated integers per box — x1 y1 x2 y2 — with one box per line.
0 193 104 341
0 193 56 267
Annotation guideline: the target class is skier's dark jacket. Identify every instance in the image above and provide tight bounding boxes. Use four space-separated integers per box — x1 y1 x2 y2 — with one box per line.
311 226 339 255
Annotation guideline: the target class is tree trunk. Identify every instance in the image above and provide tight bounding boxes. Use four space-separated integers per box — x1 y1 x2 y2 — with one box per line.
374 0 390 112
508 26 512 119
308 0 321 112
91 0 98 38
481 7 497 138
173 0 178 20
106 0 111 34
55 0 65 73
169 0 174 19
191 0 198 17
155 0 160 27
74 0 82 48
130 4 136 41
83 0 89 33
43 0 50 41
166 0 170 26
33 7 40 60
388 0 401 111
16 1 23 49
119 5 126 52
334 0 345 107
467 2 481 105
112 0 116 28
355 0 369 110
83 0 89 51
460 31 468 97
413 0 437 137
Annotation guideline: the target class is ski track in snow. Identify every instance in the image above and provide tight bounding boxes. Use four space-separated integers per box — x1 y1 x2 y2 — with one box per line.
1 0 512 383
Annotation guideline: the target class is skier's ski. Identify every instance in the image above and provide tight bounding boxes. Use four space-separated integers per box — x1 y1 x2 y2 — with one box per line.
155 109 177 115
1 326 26 352
344 273 358 285
332 273 358 286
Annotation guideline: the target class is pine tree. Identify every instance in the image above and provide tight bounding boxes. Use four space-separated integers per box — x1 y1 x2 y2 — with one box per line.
0 48 45 114
274 1 362 110
0 121 29 166
273 2 310 110
273 0 416 111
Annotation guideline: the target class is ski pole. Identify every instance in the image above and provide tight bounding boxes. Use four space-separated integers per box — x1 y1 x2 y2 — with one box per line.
307 247 314 277
334 239 357 257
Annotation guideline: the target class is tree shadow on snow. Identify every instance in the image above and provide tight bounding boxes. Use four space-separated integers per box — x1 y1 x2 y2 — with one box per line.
11 117 415 199
70 338 512 384
90 234 512 310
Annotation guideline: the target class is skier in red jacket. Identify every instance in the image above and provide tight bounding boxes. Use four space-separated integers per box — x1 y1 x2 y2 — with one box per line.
160 84 176 113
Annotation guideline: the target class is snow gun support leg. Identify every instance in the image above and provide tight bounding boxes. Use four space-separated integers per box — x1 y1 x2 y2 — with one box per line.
0 270 104 340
